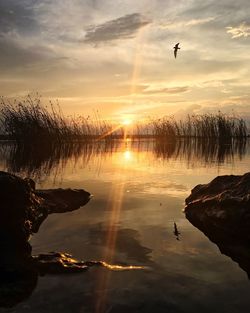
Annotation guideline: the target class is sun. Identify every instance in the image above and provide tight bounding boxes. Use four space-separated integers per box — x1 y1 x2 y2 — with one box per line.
121 118 133 126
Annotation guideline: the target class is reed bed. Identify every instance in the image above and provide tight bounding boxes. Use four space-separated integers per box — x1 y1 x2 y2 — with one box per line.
151 114 247 141
0 96 124 143
0 96 248 142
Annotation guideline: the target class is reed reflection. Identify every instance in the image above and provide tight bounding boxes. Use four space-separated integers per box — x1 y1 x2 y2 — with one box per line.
154 138 248 166
0 138 248 181
0 141 119 181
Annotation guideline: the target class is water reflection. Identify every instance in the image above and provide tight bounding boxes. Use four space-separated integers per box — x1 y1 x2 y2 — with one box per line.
186 213 250 279
0 138 249 181
0 139 250 312
0 141 119 181
173 222 181 241
155 138 248 165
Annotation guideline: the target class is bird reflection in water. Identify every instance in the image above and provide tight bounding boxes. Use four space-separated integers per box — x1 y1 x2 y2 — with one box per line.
173 222 181 241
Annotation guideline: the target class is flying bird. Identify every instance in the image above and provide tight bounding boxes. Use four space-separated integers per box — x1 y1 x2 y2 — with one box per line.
173 43 180 58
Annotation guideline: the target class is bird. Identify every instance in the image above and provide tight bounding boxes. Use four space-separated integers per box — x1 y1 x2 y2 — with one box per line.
173 43 180 58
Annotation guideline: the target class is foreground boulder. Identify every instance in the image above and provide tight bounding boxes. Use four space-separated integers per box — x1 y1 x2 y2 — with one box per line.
185 172 250 277
0 172 91 239
185 172 250 236
0 171 91 307
0 171 143 308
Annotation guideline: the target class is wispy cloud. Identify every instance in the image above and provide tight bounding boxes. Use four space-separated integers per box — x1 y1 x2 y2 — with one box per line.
141 86 189 95
226 22 250 38
160 17 215 29
84 13 151 44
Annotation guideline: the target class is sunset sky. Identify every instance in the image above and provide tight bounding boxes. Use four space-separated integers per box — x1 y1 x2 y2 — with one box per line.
1 0 250 121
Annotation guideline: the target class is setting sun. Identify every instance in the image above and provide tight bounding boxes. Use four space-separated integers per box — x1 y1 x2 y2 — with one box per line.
122 119 133 126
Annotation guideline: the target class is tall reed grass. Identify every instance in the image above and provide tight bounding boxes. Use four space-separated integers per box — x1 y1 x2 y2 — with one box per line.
151 114 247 141
0 96 124 142
0 96 248 142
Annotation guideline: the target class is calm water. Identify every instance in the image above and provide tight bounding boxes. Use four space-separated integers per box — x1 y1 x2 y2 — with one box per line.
0 139 250 313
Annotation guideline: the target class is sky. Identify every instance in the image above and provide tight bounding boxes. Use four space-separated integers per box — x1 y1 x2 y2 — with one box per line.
0 0 250 122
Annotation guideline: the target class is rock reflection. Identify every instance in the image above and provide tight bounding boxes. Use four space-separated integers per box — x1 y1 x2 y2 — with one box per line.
185 218 250 279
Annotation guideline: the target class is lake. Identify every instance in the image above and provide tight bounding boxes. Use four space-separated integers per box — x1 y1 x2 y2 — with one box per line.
0 139 250 313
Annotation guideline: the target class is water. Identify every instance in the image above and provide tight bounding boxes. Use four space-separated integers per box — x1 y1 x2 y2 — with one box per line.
0 139 250 313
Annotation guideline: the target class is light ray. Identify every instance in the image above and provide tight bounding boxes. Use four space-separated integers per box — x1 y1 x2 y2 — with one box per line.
94 142 127 313
95 123 125 141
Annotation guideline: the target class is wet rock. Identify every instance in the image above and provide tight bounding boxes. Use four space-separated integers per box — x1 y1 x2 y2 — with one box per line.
0 171 91 307
36 188 91 214
0 171 91 266
0 171 91 237
0 171 143 308
185 172 250 277
185 172 250 237
34 252 89 274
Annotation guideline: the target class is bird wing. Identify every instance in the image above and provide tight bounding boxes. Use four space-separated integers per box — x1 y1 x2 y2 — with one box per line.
174 49 177 58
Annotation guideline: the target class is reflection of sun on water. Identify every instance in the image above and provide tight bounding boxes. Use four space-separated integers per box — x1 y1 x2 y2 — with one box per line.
95 140 132 313
124 150 132 161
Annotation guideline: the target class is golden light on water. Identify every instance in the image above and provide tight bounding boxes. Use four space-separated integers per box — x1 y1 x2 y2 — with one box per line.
100 262 146 271
124 150 132 161
94 138 146 313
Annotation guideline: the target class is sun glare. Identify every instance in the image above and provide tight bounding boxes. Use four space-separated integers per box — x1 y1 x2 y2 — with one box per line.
124 150 132 161
122 118 133 126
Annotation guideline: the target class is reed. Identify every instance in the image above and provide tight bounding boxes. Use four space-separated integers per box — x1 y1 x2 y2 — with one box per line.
0 96 123 142
151 113 247 141
0 96 248 142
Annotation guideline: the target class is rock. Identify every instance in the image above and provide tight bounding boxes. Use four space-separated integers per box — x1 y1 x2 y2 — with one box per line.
36 188 92 213
0 171 91 307
0 171 143 308
0 171 91 265
185 172 250 277
185 172 250 237
0 171 91 237
34 252 89 274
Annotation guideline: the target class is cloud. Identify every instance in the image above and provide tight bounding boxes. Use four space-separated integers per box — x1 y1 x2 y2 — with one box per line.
142 86 189 95
160 17 215 29
0 0 39 35
226 22 250 38
83 13 151 44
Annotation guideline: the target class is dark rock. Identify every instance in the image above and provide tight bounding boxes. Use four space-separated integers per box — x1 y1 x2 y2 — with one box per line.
0 266 38 308
0 171 91 308
0 171 143 308
36 188 91 213
0 171 91 267
0 171 91 237
185 172 250 277
185 172 250 237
